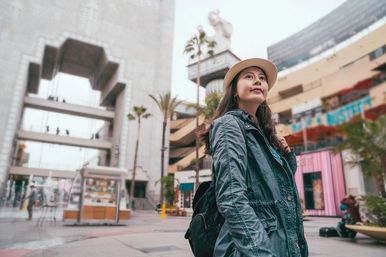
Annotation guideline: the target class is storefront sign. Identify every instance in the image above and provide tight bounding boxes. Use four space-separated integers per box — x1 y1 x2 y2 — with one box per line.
326 96 372 126
291 96 372 132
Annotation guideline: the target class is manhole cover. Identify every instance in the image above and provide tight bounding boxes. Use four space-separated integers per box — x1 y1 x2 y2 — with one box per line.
138 245 180 253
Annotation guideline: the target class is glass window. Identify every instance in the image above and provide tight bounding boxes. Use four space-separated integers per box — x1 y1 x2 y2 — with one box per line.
303 172 324 210
369 45 386 61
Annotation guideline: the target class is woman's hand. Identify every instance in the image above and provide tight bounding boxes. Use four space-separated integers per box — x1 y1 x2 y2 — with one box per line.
277 135 291 153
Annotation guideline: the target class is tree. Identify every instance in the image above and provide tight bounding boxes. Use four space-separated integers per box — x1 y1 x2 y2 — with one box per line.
203 91 222 119
333 115 386 198
156 175 175 207
184 28 216 189
127 106 151 204
185 91 222 119
149 92 183 205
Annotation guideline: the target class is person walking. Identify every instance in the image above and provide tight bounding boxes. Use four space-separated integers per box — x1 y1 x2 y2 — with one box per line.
27 183 38 221
200 58 308 256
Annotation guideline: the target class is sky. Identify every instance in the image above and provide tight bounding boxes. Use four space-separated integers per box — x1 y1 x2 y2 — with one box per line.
171 0 347 104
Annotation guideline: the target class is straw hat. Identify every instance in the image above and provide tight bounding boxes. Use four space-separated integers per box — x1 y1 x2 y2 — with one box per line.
223 58 278 91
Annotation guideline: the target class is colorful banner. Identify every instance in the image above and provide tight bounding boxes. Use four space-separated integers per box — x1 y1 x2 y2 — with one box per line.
291 96 372 132
326 96 372 126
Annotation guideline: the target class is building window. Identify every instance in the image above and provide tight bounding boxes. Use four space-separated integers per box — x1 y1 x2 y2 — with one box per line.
369 45 386 61
303 172 324 210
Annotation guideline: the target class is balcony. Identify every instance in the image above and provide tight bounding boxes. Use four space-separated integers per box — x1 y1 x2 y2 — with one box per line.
277 81 386 137
17 130 112 150
168 145 206 174
187 50 240 87
9 165 77 179
170 115 205 146
24 96 114 121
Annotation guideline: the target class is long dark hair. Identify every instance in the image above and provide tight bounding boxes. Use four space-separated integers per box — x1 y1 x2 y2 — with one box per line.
200 73 285 155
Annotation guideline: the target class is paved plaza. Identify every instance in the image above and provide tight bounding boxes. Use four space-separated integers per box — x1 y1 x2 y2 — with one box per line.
0 208 384 257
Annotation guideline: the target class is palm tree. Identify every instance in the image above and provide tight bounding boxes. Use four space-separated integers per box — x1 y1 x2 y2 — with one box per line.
184 28 216 189
149 92 183 205
333 114 386 198
127 106 151 205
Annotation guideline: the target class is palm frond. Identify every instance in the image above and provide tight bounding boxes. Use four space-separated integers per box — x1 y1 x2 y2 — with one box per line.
143 113 152 119
149 94 162 110
127 113 136 120
207 40 216 48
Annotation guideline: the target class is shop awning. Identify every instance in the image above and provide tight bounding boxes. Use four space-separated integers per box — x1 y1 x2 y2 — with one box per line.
336 77 375 96
180 183 194 192
285 125 341 145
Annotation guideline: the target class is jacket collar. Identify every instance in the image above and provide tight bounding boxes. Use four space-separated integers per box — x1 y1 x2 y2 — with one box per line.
226 109 258 127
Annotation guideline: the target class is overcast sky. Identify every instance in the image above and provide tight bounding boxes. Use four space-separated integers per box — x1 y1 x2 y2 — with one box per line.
171 0 347 103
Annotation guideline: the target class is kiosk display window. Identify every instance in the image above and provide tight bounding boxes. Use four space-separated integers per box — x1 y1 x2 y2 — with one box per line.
84 178 117 206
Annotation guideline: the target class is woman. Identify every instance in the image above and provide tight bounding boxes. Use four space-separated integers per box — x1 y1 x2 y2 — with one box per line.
201 58 308 257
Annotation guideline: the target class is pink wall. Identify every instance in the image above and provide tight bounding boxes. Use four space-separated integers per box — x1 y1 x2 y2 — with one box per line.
295 150 346 216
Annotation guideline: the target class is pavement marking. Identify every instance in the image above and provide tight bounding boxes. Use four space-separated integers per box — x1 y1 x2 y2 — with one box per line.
153 229 187 233
137 245 181 253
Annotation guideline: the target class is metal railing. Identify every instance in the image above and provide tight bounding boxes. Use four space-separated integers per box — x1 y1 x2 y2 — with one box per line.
20 124 112 141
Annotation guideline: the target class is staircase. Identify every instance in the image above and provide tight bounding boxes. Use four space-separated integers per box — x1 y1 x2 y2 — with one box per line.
133 197 156 210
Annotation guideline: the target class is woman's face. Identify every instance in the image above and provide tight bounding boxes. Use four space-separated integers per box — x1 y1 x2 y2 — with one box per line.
236 66 268 107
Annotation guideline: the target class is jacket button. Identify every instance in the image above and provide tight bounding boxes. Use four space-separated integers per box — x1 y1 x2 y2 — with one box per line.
287 195 294 201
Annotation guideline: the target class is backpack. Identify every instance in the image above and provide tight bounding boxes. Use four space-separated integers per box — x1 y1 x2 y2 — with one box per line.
184 180 224 257
184 115 246 257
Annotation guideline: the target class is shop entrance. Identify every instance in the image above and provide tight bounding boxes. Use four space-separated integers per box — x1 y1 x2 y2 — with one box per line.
125 180 147 198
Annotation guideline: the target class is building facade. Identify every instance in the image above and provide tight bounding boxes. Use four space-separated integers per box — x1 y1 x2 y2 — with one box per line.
268 1 386 215
0 0 175 205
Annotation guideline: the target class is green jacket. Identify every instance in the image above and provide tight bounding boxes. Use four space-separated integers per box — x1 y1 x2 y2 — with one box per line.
210 109 308 257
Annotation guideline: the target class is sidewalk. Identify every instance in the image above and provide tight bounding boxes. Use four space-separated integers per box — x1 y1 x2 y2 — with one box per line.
0 208 384 257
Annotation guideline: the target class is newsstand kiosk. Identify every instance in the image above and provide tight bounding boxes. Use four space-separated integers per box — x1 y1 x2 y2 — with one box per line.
63 166 130 225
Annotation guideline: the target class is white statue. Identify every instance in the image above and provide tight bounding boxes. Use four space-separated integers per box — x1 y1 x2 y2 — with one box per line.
207 10 233 53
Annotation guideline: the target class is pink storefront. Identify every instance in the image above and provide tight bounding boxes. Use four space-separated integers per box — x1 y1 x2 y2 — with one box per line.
294 150 346 216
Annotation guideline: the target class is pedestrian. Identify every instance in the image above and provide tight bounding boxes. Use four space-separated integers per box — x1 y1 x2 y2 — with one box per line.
27 182 38 220
341 194 361 223
56 127 60 135
337 201 357 238
46 125 49 133
200 58 308 256
65 129 69 136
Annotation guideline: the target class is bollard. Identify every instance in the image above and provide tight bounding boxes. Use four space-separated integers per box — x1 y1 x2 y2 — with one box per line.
161 202 166 219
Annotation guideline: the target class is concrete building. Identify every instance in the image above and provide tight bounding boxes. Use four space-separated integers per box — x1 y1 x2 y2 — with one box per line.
267 0 386 215
0 0 175 207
